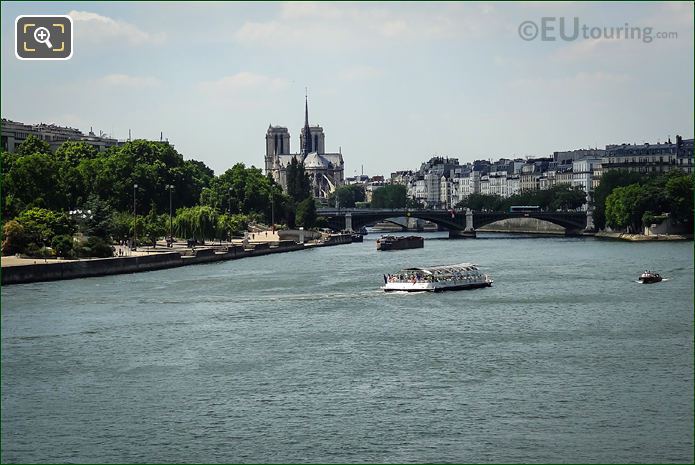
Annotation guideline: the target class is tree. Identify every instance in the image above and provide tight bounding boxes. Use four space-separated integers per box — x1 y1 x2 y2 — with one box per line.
215 214 249 241
295 197 317 228
286 157 311 202
329 184 365 208
51 235 74 258
605 184 648 232
371 184 407 209
593 170 644 229
111 212 134 243
173 206 218 242
82 195 114 239
15 208 75 246
548 185 586 211
16 135 51 157
664 172 694 227
4 152 64 211
2 220 28 255
456 193 503 211
142 206 167 245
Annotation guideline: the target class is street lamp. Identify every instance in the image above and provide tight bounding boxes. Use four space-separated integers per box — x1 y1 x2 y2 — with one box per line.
271 188 275 228
166 184 174 245
228 188 233 215
133 183 138 251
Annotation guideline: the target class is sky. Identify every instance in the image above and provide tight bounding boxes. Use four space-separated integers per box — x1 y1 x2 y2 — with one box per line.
1 1 693 176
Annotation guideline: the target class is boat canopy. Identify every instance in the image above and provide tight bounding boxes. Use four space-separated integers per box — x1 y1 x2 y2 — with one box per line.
399 263 478 274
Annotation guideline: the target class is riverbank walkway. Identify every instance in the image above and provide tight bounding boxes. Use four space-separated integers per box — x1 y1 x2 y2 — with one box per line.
0 231 353 285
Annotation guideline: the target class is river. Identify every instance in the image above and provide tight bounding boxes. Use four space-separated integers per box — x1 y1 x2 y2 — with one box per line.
2 232 693 463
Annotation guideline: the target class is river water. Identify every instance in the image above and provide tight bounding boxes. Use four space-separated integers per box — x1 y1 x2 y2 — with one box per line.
2 232 693 463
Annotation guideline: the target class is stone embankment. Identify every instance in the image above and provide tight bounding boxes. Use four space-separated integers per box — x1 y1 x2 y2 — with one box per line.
1 235 353 285
478 218 565 235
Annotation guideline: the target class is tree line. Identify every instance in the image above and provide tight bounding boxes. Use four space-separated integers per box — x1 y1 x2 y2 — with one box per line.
599 170 693 233
1 136 318 257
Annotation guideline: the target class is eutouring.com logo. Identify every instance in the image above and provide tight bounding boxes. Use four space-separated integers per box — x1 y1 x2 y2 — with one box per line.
518 17 678 43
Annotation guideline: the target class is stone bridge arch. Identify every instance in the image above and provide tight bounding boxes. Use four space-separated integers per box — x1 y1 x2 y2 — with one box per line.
472 212 587 235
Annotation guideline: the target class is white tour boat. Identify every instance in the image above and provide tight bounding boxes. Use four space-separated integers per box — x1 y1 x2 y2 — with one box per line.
381 263 493 292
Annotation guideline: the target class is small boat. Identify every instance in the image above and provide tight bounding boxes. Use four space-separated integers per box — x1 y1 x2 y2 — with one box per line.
351 234 364 243
376 235 424 251
359 226 368 236
382 263 493 292
639 270 663 284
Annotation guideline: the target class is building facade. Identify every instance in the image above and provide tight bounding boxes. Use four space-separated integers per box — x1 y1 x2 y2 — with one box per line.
1 118 120 153
264 97 344 199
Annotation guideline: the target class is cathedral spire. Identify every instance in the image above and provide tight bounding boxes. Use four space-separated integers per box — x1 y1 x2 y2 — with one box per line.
302 88 312 155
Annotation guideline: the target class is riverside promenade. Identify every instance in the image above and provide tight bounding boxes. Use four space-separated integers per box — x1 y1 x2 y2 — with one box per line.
1 232 353 285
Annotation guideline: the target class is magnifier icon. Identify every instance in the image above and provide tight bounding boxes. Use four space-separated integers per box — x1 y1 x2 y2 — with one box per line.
33 27 53 49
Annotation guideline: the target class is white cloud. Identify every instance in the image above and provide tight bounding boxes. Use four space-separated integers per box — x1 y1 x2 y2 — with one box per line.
341 66 384 81
233 2 504 49
96 74 162 88
508 71 631 94
68 10 166 46
198 72 289 95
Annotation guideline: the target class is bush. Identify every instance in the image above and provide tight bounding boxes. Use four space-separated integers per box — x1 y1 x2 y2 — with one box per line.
2 220 28 255
295 197 317 228
24 242 54 258
51 235 74 258
86 236 113 258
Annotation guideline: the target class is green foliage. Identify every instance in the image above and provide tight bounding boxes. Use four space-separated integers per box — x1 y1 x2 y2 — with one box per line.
602 171 693 232
81 236 113 258
642 211 667 227
82 195 114 238
455 185 586 212
3 152 63 212
51 235 74 258
216 214 249 241
664 171 694 225
2 220 28 255
328 184 366 208
455 193 503 211
111 212 134 242
371 184 407 209
173 205 219 242
16 135 51 157
295 197 317 228
593 170 644 229
142 207 167 245
15 208 75 245
286 157 311 202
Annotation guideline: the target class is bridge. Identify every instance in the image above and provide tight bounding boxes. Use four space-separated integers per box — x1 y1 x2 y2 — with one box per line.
317 208 594 238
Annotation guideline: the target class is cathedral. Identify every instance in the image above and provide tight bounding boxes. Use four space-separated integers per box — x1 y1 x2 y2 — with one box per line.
264 96 344 199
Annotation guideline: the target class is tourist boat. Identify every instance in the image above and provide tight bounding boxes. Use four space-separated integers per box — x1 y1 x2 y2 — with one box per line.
382 263 493 292
639 270 663 284
376 235 424 251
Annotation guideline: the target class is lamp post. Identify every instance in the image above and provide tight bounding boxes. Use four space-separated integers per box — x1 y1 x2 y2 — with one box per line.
133 183 138 251
228 188 233 215
166 184 174 245
271 189 275 228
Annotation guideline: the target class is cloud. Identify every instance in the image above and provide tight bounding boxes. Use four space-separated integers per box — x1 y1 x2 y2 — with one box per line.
340 66 384 81
508 71 631 95
198 72 289 95
233 2 503 49
68 10 166 46
96 74 162 88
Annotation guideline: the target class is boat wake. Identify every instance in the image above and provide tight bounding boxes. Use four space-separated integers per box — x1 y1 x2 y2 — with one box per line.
386 290 429 295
